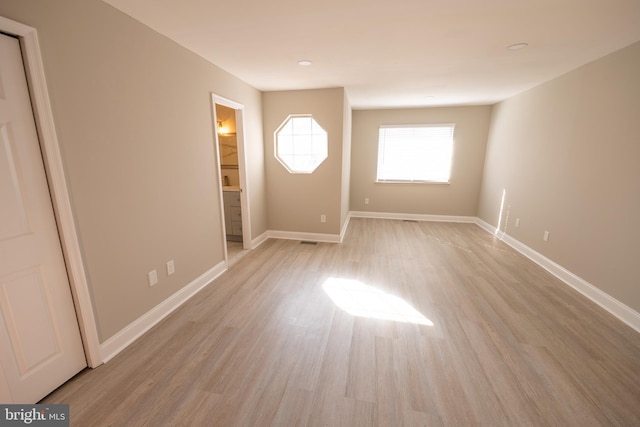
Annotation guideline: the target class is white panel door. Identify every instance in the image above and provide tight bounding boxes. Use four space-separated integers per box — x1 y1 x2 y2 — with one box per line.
0 33 86 403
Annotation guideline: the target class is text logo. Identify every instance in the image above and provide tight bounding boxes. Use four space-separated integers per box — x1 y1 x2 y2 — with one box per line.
0 405 68 426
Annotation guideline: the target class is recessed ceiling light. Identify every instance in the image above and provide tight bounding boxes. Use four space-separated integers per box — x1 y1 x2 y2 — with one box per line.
507 43 529 51
297 60 313 66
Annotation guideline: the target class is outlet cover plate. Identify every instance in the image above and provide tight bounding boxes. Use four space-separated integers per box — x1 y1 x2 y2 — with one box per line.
148 270 158 286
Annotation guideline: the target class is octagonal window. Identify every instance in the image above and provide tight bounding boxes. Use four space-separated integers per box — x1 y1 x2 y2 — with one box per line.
275 115 328 173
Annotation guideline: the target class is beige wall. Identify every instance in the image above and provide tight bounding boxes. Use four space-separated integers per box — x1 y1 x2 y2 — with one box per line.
350 106 492 216
0 0 266 341
478 42 640 313
340 93 352 229
263 88 347 235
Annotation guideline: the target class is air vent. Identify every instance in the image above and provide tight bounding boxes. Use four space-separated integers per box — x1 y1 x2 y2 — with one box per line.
403 220 419 223
300 241 318 245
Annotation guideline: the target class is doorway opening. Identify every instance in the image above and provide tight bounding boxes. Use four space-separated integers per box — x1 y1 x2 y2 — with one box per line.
212 95 250 265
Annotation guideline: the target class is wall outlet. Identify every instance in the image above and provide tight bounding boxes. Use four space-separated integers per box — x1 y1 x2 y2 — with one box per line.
167 260 175 276
543 230 550 242
515 218 520 227
364 197 369 205
320 214 327 223
148 270 158 287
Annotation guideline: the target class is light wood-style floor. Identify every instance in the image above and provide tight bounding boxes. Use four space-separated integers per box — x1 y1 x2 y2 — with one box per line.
44 219 640 426
226 240 249 267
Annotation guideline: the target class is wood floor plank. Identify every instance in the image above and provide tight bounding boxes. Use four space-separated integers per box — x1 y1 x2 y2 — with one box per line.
346 319 377 403
42 218 640 426
306 310 354 425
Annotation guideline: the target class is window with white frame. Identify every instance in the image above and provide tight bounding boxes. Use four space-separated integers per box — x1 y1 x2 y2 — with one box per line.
376 124 455 183
275 115 328 174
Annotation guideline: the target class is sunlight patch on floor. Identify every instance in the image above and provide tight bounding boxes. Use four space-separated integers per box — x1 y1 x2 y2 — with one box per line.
322 277 433 326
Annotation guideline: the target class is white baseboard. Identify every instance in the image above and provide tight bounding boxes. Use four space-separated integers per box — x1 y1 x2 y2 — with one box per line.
340 214 352 243
267 230 341 243
250 230 270 249
99 261 227 363
476 218 500 235
264 212 473 245
475 219 640 334
350 210 476 223
264 215 352 245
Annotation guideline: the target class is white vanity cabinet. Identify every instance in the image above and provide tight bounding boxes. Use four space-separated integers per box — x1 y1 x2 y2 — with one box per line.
223 189 242 241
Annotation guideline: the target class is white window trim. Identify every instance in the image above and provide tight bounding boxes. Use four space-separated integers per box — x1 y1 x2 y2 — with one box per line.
274 114 328 174
376 123 455 184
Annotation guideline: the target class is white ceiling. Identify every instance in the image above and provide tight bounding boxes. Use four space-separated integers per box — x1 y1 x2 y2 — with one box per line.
102 0 640 109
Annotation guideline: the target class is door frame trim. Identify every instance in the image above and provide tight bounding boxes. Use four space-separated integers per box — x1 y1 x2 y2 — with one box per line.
0 16 102 367
212 94 251 252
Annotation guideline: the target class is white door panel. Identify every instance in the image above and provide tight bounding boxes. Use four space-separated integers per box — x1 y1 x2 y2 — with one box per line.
1 268 61 373
0 32 86 403
0 124 30 239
